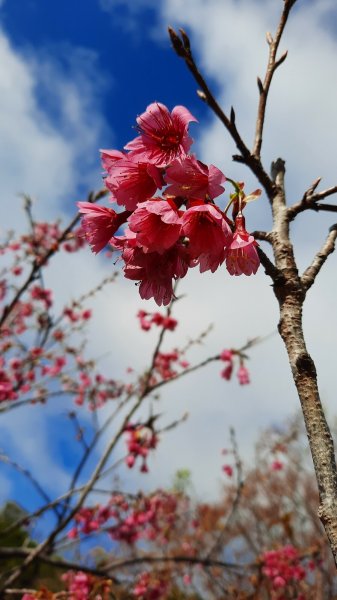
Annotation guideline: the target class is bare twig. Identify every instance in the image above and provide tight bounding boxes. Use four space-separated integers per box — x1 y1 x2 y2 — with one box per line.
253 0 297 157
288 182 337 221
301 225 337 292
168 28 275 197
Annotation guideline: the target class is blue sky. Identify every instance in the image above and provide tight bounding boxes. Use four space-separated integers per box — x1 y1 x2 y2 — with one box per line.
1 0 337 549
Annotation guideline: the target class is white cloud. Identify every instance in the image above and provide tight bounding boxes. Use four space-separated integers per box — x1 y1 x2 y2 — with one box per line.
0 31 110 232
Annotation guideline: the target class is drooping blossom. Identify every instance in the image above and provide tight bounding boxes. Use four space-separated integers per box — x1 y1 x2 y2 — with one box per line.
114 231 190 306
77 202 130 253
165 155 225 200
125 102 197 167
181 203 232 273
128 199 182 253
237 364 250 385
104 154 164 211
225 214 260 276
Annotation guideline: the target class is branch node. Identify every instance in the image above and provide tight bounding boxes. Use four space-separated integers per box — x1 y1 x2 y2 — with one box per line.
196 89 207 102
275 50 288 69
257 77 264 94
230 106 236 124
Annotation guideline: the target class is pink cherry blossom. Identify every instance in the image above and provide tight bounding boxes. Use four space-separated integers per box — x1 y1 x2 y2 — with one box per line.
271 459 284 471
221 364 233 381
165 155 225 200
100 148 125 171
116 234 189 305
237 364 250 385
77 202 130 253
225 214 260 276
220 349 233 362
222 464 233 477
128 199 182 253
125 102 197 167
181 203 232 273
105 155 163 211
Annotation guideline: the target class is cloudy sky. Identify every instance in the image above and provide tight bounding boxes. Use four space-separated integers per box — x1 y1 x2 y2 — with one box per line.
1 0 337 521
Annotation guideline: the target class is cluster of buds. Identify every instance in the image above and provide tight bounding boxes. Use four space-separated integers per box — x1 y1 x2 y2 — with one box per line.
261 545 315 594
67 491 179 548
78 102 260 305
124 422 158 472
137 309 178 332
219 349 250 385
61 571 111 600
133 571 168 599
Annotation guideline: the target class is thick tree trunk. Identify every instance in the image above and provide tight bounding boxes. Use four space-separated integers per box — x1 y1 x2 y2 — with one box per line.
270 160 337 564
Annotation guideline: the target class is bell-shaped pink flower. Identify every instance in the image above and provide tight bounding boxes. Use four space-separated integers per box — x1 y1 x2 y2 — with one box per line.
128 199 182 254
125 102 197 167
115 232 189 305
165 155 225 200
181 203 232 273
225 215 259 276
105 156 163 211
77 202 129 254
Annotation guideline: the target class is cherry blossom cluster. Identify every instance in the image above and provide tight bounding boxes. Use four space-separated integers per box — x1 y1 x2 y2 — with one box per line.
67 491 179 547
0 230 123 410
61 571 111 600
133 571 168 599
219 349 250 385
137 309 177 332
1 219 85 274
261 545 316 595
124 422 159 472
79 102 261 305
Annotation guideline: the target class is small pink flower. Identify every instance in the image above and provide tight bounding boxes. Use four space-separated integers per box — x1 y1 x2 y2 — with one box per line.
164 155 225 200
225 214 259 276
273 575 286 589
221 364 233 380
125 102 197 166
105 155 163 211
128 199 182 253
222 464 233 477
120 238 189 306
181 203 232 273
271 460 283 471
237 364 250 385
77 202 130 253
220 349 233 362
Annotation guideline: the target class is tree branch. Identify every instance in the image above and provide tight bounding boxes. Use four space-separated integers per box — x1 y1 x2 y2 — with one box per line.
253 0 297 157
288 182 337 221
301 225 337 292
168 28 275 198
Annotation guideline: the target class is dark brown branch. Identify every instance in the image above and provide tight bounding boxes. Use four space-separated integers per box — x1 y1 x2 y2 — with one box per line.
256 247 283 283
288 182 337 221
0 547 119 582
168 28 275 198
301 225 337 292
